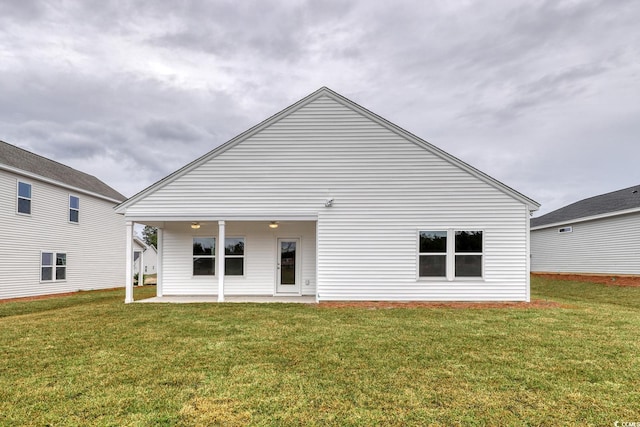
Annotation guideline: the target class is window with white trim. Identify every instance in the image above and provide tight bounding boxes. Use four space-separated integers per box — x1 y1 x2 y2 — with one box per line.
418 230 484 279
419 231 447 277
69 195 79 223
454 231 483 277
193 237 215 276
41 251 66 281
225 237 245 276
17 181 32 214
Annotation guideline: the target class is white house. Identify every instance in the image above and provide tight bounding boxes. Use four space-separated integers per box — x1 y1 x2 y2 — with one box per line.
116 87 539 303
133 236 157 278
0 140 126 300
531 185 640 276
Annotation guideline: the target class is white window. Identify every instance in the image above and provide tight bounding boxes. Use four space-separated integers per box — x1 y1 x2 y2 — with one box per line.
454 231 483 278
69 195 79 223
17 181 32 215
41 251 66 282
419 231 447 277
193 237 215 276
225 237 245 276
418 230 484 279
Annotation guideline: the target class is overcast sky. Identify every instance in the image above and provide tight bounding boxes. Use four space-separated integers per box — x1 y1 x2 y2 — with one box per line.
1 0 639 215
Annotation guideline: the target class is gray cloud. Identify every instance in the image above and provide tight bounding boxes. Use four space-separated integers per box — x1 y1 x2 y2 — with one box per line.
1 0 639 213
141 119 209 142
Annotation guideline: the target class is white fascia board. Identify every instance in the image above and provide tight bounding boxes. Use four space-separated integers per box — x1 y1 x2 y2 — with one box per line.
0 164 123 204
123 214 319 222
115 86 540 213
530 207 640 231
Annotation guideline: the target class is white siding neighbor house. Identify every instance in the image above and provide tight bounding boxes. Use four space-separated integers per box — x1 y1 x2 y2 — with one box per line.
531 185 640 276
133 236 157 278
0 140 126 300
116 87 539 303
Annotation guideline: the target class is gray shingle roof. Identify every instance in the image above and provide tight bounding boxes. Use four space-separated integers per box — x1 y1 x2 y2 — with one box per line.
0 140 125 202
531 184 640 228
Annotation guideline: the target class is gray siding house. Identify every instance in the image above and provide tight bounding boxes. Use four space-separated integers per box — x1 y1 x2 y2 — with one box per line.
0 141 126 299
116 87 540 303
531 185 640 276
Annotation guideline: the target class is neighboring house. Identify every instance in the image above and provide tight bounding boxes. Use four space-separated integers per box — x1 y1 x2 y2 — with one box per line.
531 185 640 276
0 140 126 300
115 87 540 303
133 236 157 278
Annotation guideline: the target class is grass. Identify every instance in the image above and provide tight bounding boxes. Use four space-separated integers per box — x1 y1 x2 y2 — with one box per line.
0 278 639 425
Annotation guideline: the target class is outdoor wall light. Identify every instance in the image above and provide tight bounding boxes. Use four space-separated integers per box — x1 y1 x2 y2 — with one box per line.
191 222 201 229
325 198 334 207
269 221 279 229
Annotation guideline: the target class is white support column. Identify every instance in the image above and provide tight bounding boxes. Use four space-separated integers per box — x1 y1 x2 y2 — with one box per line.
125 221 134 304
446 228 454 281
157 228 163 297
140 249 145 287
525 207 532 303
217 220 226 302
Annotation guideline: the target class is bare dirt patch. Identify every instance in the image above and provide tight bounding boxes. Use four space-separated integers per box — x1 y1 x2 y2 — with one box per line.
532 273 640 287
318 299 563 309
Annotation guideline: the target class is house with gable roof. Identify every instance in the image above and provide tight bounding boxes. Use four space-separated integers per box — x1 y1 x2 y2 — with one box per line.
133 236 157 279
0 140 126 299
531 185 640 276
116 87 540 303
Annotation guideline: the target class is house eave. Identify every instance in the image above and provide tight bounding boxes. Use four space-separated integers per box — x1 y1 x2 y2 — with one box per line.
0 164 124 204
531 206 640 231
123 214 319 223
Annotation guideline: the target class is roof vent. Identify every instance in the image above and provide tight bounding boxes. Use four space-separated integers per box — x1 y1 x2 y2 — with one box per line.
633 190 638 194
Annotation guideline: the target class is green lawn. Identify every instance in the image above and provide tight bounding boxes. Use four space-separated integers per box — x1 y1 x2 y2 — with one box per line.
1 278 639 426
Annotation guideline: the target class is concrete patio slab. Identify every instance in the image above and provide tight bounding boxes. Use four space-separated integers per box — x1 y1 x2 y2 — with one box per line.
136 295 317 304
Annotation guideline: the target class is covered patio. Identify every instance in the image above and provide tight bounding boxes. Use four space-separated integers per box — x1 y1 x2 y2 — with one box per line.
124 219 318 304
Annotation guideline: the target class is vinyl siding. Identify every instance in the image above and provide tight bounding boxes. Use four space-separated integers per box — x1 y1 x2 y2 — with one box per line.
133 241 157 275
0 169 125 299
161 221 316 296
125 95 530 301
531 213 640 275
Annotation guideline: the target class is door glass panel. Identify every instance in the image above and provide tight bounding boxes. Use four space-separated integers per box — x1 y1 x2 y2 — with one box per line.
280 241 296 285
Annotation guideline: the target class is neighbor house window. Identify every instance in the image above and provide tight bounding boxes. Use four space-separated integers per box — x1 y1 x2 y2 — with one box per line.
193 237 215 275
454 231 483 277
41 251 66 281
69 195 79 223
17 181 32 214
419 231 447 277
225 237 245 276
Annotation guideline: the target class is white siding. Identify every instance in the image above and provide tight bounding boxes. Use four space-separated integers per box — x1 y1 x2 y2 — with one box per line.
531 213 640 275
126 95 530 301
0 169 125 299
161 221 316 296
133 241 157 275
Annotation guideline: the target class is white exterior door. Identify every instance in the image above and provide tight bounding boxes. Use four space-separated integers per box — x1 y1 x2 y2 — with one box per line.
276 238 300 294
